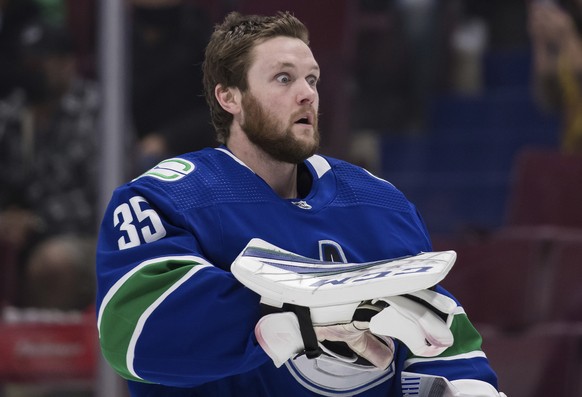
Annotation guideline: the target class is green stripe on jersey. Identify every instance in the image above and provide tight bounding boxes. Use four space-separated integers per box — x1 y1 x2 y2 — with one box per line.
406 312 484 362
98 256 211 381
437 312 483 357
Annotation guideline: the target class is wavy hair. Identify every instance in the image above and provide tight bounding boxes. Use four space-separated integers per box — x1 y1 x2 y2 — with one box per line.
202 11 310 143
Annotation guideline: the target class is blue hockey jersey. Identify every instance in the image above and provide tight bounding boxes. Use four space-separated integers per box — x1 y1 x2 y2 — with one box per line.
95 147 498 396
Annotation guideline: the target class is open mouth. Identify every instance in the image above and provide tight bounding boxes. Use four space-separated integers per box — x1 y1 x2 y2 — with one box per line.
294 112 314 126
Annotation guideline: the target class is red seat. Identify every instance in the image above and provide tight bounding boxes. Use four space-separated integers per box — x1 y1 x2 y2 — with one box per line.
506 148 582 228
544 235 582 322
481 324 582 397
436 233 547 330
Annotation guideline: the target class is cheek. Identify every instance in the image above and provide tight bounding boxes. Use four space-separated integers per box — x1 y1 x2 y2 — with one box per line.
262 98 288 120
263 93 286 109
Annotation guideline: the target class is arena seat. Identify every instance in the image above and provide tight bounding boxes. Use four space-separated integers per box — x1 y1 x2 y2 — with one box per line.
543 235 582 322
481 324 582 397
506 148 582 228
435 233 548 330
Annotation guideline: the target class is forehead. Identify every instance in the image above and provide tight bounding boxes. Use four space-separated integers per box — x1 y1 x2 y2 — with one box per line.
249 36 319 74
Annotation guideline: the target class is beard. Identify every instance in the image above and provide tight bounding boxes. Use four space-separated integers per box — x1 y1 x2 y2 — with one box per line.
240 92 320 164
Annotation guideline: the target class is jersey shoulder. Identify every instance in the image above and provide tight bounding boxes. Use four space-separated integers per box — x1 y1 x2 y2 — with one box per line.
119 147 273 211
322 156 413 212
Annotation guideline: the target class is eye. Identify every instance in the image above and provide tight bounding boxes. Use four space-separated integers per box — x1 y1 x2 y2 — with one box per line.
275 73 292 84
306 75 319 87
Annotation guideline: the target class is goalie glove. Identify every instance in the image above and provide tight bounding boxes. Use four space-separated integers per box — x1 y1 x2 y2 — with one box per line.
256 307 395 370
255 312 305 368
255 291 455 367
370 289 457 357
451 380 508 397
232 239 458 363
315 320 395 370
402 372 508 397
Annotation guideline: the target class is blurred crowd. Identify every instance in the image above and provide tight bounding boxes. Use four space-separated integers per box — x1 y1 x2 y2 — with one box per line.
0 0 215 315
1 0 581 315
0 0 99 313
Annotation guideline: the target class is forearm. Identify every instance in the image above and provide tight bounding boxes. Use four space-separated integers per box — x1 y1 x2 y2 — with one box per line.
97 252 268 385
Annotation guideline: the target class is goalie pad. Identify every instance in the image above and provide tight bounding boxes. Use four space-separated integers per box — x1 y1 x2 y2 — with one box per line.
231 238 456 324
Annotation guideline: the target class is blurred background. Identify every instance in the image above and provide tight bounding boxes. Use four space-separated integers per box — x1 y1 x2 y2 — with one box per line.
0 0 581 396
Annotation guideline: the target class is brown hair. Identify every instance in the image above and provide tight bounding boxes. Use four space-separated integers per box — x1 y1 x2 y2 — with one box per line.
202 11 310 143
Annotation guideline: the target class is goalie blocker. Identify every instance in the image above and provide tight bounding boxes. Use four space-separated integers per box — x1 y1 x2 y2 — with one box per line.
231 239 458 364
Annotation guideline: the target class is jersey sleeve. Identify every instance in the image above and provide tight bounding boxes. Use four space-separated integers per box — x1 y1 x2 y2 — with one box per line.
398 284 500 391
95 182 268 387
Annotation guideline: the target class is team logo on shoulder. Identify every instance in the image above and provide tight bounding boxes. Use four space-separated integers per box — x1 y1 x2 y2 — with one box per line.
292 200 312 210
139 158 195 182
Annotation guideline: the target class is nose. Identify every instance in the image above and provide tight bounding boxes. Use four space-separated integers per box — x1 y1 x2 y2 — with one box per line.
296 79 317 105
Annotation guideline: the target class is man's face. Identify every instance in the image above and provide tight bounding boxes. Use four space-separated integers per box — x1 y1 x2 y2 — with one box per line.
240 36 320 164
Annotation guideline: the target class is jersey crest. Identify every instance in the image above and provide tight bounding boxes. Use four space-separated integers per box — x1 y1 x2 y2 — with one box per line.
136 158 195 182
286 239 395 396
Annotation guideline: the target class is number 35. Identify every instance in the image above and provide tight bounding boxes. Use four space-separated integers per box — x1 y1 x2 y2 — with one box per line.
113 196 167 250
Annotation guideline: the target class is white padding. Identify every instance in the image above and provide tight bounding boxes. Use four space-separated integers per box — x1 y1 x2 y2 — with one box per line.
255 312 304 368
232 239 456 312
408 289 457 324
369 295 453 357
451 379 507 397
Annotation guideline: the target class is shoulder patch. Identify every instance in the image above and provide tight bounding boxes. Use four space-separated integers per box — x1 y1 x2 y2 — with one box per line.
137 158 196 182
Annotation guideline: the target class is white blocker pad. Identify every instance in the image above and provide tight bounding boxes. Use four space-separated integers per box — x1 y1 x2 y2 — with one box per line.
231 239 456 324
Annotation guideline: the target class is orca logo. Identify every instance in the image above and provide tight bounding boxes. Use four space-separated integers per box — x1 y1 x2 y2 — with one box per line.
284 240 396 395
138 158 195 182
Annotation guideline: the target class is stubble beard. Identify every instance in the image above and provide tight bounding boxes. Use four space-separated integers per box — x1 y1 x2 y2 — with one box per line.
240 92 320 164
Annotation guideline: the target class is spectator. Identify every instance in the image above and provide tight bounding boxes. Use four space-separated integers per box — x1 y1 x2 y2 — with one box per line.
23 235 96 310
0 22 99 309
529 0 582 153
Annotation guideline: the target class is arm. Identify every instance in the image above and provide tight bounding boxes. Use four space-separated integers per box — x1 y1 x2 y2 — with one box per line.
398 285 502 396
95 184 268 387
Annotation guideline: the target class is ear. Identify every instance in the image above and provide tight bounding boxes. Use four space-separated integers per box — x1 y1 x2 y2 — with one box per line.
215 84 241 116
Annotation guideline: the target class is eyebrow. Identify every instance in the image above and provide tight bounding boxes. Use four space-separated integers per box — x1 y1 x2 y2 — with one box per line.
275 61 320 73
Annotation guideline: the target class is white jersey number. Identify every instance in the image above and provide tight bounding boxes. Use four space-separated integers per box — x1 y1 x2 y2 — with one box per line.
113 196 167 250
